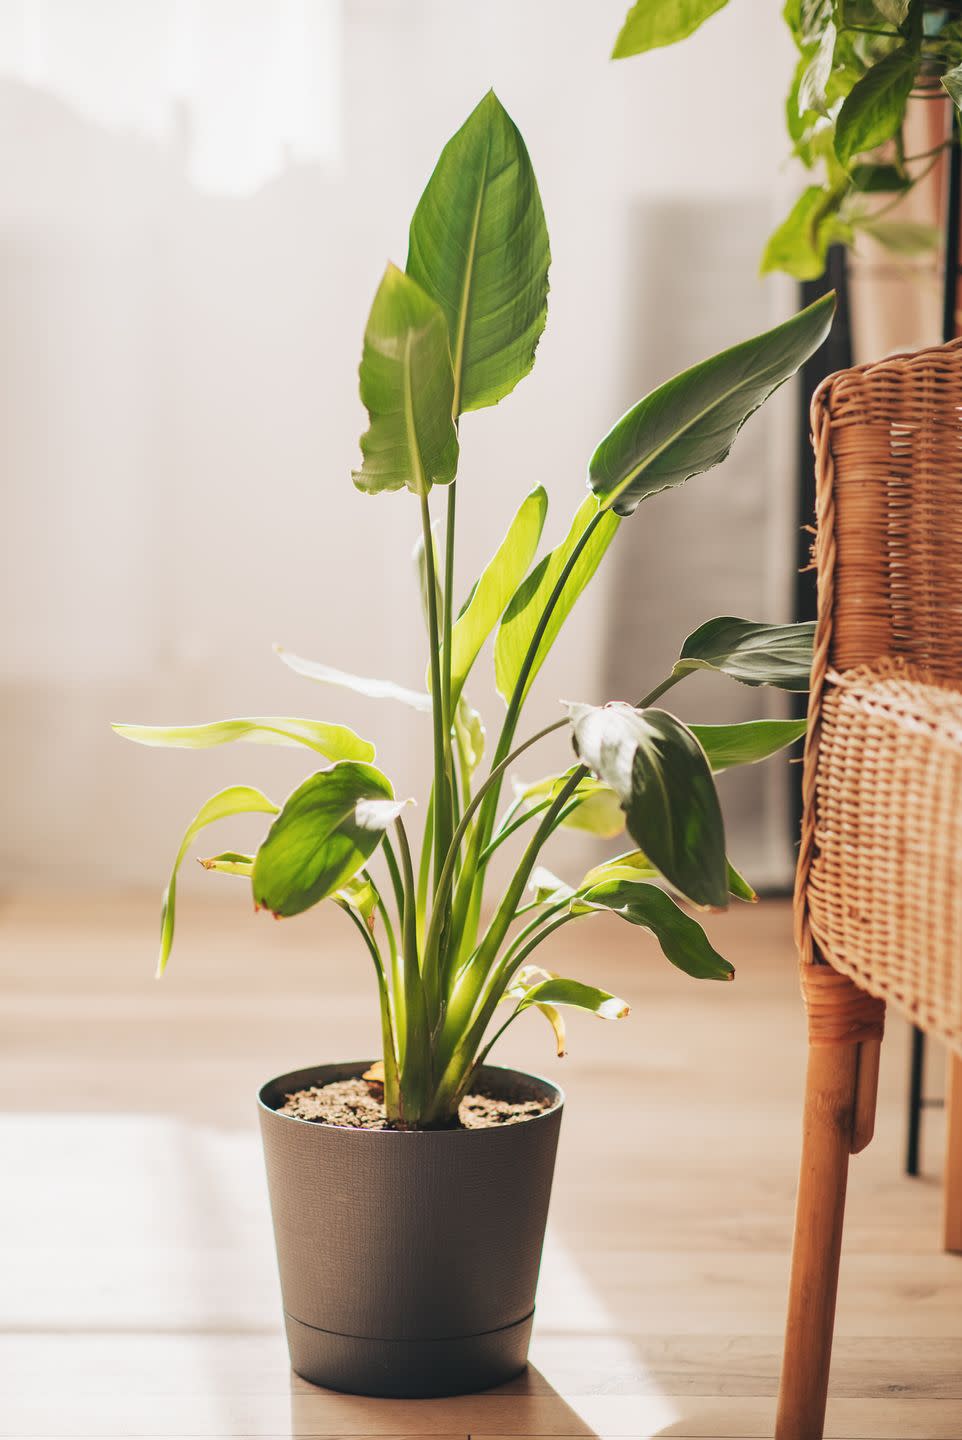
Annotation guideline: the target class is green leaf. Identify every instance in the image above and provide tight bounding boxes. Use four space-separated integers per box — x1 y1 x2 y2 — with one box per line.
513 975 630 1021
158 786 278 977
943 60 962 107
275 645 431 712
849 162 911 192
113 716 374 763
571 880 734 981
353 264 459 497
761 186 849 281
198 851 254 877
528 867 575 904
797 20 837 114
454 696 486 773
252 762 394 918
566 702 728 909
855 217 940 256
834 44 918 166
339 873 380 923
726 860 757 904
687 718 807 771
579 848 755 903
503 964 567 1056
448 486 547 705
495 495 620 702
587 294 835 515
612 0 729 58
514 769 626 838
673 617 815 690
406 90 550 414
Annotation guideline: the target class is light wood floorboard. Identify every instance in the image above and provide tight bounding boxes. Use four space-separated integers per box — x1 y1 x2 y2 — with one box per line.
2 893 960 1438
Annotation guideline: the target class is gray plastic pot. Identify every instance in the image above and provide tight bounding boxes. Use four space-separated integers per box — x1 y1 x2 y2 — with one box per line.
257 1059 563 1398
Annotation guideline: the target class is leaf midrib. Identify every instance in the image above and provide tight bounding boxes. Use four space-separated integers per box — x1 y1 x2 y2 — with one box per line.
451 133 491 415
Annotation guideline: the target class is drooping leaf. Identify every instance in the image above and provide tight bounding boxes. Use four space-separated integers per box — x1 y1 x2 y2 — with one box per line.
587 294 835 516
406 90 550 414
158 786 278 977
687 718 807 771
113 716 374 763
198 851 254 877
571 879 734 981
503 965 567 1056
353 264 459 497
252 762 394 918
673 617 815 690
566 701 727 909
612 0 729 58
834 44 918 166
495 495 620 702
513 769 626 838
855 217 940 256
513 975 630 1021
579 849 755 903
448 486 547 705
275 645 431 712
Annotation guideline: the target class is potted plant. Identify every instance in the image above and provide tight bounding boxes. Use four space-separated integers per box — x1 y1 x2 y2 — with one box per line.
114 92 833 1399
611 0 962 279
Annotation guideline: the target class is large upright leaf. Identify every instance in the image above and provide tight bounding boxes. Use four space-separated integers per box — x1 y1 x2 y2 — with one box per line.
448 486 547 706
673 617 815 690
612 0 729 58
253 762 394 918
571 880 734 981
113 716 374 763
406 90 550 414
495 495 620 703
587 294 835 516
157 786 279 977
353 264 459 497
566 701 727 909
834 44 918 166
275 645 431 712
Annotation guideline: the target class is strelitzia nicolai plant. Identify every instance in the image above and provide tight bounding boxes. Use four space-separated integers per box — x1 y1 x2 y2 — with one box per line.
115 92 834 1128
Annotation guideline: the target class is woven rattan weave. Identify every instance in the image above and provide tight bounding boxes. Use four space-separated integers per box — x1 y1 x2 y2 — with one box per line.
795 339 962 1057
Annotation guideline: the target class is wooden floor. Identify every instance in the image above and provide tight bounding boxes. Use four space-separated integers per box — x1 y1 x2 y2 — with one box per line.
2 892 960 1439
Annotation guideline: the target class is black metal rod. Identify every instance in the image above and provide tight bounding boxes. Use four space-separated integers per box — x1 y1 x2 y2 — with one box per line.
906 109 961 1177
906 1024 926 1175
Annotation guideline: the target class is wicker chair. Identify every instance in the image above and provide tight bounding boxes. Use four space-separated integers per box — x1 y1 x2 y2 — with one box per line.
775 338 962 1440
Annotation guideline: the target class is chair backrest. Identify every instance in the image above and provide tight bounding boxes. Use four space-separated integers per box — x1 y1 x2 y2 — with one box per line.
811 336 962 686
795 338 962 1057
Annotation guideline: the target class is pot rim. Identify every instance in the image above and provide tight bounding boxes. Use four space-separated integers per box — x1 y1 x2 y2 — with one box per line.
257 1058 565 1136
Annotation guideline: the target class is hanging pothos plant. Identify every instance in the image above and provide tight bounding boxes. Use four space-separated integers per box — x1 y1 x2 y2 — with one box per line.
612 1 962 279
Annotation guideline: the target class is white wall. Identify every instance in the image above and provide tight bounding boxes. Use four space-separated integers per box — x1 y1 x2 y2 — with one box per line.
0 0 800 893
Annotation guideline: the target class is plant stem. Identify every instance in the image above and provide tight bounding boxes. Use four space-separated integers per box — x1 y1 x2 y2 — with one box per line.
394 814 432 1116
442 482 456 737
420 716 568 985
335 899 400 1114
419 490 450 889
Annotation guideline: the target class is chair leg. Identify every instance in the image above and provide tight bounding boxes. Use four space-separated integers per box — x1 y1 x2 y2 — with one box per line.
775 1041 860 1440
944 1051 962 1254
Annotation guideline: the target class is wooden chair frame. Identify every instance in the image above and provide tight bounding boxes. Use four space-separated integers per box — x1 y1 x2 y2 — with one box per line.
775 340 962 1439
